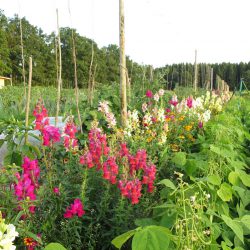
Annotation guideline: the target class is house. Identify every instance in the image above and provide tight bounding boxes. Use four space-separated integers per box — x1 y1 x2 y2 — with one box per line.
0 76 11 89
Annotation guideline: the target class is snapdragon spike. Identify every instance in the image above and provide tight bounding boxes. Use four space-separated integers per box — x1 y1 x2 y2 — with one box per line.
62 118 78 151
14 157 40 213
33 100 49 131
186 96 193 109
118 179 142 204
64 199 85 219
42 125 61 146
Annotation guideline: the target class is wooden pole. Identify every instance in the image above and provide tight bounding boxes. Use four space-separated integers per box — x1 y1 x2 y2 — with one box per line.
72 30 83 133
25 57 32 144
19 17 26 99
210 68 213 91
193 49 198 92
119 0 127 127
55 8 62 126
88 42 94 105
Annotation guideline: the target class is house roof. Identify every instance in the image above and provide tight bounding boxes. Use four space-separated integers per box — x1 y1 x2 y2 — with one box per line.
0 76 11 80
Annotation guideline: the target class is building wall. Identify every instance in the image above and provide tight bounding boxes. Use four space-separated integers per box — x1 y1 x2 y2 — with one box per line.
0 79 4 89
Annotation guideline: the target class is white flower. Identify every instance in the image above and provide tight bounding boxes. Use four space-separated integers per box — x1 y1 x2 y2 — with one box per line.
0 218 18 250
158 89 165 97
142 102 148 113
154 93 159 102
190 196 196 203
157 108 165 122
203 110 211 122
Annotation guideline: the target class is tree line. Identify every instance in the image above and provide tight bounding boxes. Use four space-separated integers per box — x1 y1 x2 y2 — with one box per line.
0 10 249 90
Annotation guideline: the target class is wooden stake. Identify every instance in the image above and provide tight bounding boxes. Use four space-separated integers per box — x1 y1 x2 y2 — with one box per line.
119 0 127 127
71 30 83 133
19 17 26 99
88 42 94 105
210 67 213 91
25 57 32 144
194 49 198 92
55 9 62 127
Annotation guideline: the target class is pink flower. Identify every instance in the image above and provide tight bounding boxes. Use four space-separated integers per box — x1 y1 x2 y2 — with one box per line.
53 187 60 195
169 95 178 107
146 90 153 98
64 199 85 219
186 96 193 109
42 125 61 146
198 121 203 128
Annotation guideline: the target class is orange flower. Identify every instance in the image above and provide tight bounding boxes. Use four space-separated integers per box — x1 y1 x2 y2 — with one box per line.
24 237 36 247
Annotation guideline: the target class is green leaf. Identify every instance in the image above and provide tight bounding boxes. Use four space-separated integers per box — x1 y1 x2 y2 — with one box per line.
112 229 137 249
44 243 67 250
217 183 232 202
221 215 244 244
135 218 157 227
238 171 250 187
207 175 221 186
228 172 240 186
132 226 171 250
171 152 186 166
158 179 176 190
240 215 250 231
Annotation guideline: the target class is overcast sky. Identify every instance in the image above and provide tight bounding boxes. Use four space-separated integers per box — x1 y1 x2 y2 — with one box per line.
1 0 250 67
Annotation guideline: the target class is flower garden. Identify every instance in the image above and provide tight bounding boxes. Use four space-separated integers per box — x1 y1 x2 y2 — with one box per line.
0 86 250 250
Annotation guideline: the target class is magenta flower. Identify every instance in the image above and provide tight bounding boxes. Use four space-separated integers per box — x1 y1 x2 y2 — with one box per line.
42 125 61 146
198 121 203 128
186 96 193 109
64 199 85 219
146 90 153 98
53 187 60 195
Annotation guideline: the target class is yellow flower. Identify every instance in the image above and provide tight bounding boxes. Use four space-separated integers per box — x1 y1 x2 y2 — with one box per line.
171 144 179 152
147 137 153 142
184 125 193 131
179 116 185 121
179 135 185 139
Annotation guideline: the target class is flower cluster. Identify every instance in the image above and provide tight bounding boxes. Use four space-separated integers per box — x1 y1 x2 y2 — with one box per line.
64 199 85 219
80 128 156 204
0 212 19 250
33 99 49 130
14 157 40 214
80 128 109 169
62 117 78 151
33 100 61 147
98 101 117 129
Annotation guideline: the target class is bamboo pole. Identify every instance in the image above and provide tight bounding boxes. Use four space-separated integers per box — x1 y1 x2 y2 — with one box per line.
194 49 198 92
19 17 26 99
88 42 94 105
25 57 32 144
55 9 62 127
71 30 83 133
119 0 127 127
210 68 213 91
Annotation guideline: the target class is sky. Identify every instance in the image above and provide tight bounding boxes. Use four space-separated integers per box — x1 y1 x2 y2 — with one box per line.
1 0 250 67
